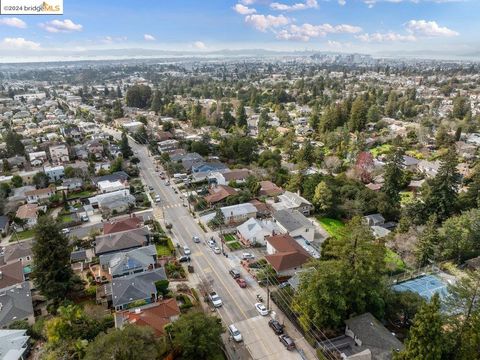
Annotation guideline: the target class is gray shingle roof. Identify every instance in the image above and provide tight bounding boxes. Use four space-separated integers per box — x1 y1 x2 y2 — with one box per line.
100 245 157 277
95 227 149 255
273 209 314 232
0 282 34 328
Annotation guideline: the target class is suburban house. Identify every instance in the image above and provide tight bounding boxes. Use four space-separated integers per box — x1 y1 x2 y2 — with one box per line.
92 171 129 186
402 155 420 171
272 209 315 243
15 204 42 229
97 179 127 194
157 139 179 153
417 160 441 178
191 161 228 174
88 189 135 213
0 282 34 328
103 215 143 235
49 144 70 164
115 298 180 336
0 241 33 267
28 151 47 166
264 234 311 277
204 185 237 205
95 227 150 256
318 312 404 360
271 191 313 215
364 214 385 227
236 218 281 246
258 181 284 197
111 268 167 311
43 165 65 182
0 261 25 289
0 216 9 236
220 203 257 225
99 245 157 278
209 169 251 186
61 178 83 191
25 186 55 204
0 329 30 360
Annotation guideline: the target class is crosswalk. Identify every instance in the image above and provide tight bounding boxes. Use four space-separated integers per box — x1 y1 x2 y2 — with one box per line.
158 203 183 210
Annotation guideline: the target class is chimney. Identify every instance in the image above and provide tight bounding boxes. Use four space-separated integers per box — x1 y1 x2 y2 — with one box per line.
0 271 3 280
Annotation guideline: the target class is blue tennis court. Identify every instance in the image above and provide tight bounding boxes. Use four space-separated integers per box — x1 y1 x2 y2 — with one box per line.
392 274 449 301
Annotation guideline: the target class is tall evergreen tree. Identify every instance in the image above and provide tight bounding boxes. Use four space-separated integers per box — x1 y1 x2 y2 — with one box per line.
112 99 124 119
120 131 133 159
150 90 163 114
349 96 368 132
415 215 440 267
382 147 405 208
31 216 74 304
395 294 444 360
236 102 248 128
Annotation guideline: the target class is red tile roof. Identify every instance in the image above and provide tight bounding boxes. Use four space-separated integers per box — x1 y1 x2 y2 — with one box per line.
103 215 142 235
265 234 311 272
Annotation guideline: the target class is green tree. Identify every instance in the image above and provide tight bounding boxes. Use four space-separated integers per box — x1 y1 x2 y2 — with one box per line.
236 102 248 128
126 85 152 108
415 215 440 267
169 312 224 360
452 95 469 119
120 132 133 159
32 171 49 188
312 181 334 215
10 174 23 188
395 294 444 360
367 104 381 123
349 96 368 132
246 175 260 196
422 147 461 221
112 99 124 119
84 325 161 360
150 90 163 113
5 131 25 157
382 147 405 209
31 216 74 304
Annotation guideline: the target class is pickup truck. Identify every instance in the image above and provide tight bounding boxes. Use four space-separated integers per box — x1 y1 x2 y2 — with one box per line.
209 291 223 307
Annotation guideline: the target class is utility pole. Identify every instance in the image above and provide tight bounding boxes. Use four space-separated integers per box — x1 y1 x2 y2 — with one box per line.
266 273 270 311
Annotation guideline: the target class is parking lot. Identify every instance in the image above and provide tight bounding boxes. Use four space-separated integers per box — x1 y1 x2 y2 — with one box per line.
234 315 303 360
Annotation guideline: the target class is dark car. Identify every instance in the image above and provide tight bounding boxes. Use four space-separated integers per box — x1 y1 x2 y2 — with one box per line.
229 269 240 279
279 334 295 350
236 278 247 288
268 319 284 335
178 255 190 263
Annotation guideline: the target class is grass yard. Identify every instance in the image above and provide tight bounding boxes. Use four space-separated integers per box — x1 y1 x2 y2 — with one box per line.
317 217 347 239
226 241 242 250
13 229 35 241
156 244 172 257
370 144 393 157
67 190 95 200
223 234 237 242
60 215 74 223
385 248 406 273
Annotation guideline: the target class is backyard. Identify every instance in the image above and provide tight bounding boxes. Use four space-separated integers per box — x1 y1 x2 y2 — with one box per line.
317 217 347 239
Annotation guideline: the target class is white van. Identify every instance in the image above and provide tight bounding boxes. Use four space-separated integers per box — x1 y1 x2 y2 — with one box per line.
228 324 242 342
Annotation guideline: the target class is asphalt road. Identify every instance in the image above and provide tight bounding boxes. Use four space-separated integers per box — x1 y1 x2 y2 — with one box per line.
103 126 315 360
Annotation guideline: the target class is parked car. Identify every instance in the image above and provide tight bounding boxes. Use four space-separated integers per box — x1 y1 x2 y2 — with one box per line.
183 245 191 255
229 269 241 279
279 334 296 351
268 319 284 335
81 215 89 222
236 278 247 288
255 302 269 316
228 324 242 342
192 235 201 243
242 252 255 260
61 228 70 234
149 186 154 191
213 246 221 254
208 240 216 248
155 195 161 203
178 255 190 263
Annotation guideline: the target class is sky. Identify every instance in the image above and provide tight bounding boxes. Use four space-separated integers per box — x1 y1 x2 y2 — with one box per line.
0 0 479 62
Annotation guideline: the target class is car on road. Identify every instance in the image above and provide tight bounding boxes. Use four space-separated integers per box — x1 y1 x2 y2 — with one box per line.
61 228 70 234
213 246 221 254
278 282 290 289
192 235 201 243
165 181 170 186
268 319 284 335
229 269 241 279
242 252 255 260
209 291 223 307
236 278 247 288
155 195 161 203
279 334 296 351
228 324 243 342
255 302 269 316
208 240 216 248
183 245 191 255
81 215 89 222
149 186 154 191
178 255 190 263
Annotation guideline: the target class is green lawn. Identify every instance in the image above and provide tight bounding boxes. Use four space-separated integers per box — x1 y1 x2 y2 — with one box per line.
13 229 35 241
156 244 172 257
317 217 347 239
59 215 74 223
226 241 242 250
224 234 237 242
385 248 406 273
67 190 95 200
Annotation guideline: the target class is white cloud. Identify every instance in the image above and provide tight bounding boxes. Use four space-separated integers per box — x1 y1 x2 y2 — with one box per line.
193 41 207 49
144 34 156 41
101 36 127 44
240 0 256 4
0 17 27 29
270 0 318 11
356 32 416 42
277 23 362 41
245 14 290 32
364 0 463 6
405 20 459 37
233 3 257 14
40 19 82 33
338 0 346 5
2 37 40 49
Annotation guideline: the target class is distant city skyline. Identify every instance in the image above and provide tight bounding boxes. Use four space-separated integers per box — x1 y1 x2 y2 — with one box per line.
0 0 478 62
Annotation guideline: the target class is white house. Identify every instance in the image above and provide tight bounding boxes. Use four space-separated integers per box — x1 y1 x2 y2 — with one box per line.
272 209 315 243
220 203 257 225
271 191 314 215
97 180 127 194
236 218 280 246
44 165 65 182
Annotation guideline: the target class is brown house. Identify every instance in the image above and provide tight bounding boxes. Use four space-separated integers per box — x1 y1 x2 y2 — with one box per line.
103 215 142 235
204 185 237 205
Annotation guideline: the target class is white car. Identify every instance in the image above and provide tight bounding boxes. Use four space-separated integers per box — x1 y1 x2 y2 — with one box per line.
61 228 70 234
155 195 161 203
183 245 191 255
213 246 221 254
242 252 255 260
208 240 216 248
255 302 269 316
192 235 201 243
